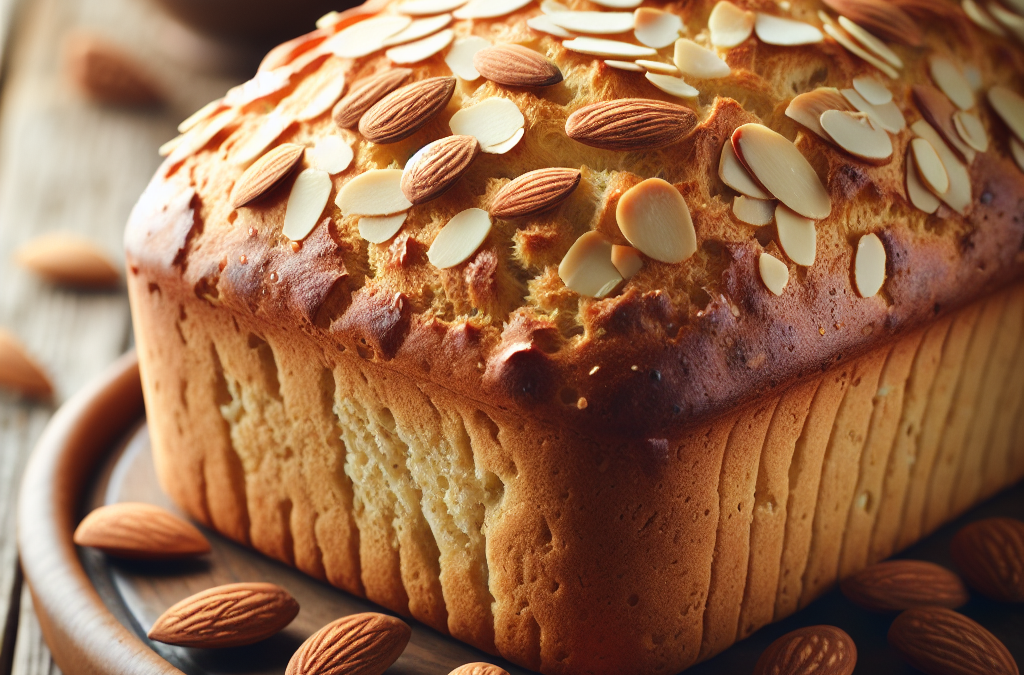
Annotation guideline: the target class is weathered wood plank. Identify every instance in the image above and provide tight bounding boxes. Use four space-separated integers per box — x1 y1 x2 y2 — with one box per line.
10 586 60 675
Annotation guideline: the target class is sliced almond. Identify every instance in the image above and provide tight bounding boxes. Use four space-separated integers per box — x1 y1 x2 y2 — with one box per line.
453 0 532 19
852 75 892 105
787 87 851 139
732 195 775 225
615 178 697 263
295 69 347 122
913 85 976 163
634 8 684 48
987 85 1024 142
605 59 645 71
911 119 972 213
558 231 623 298
485 127 525 154
359 76 457 144
775 205 816 266
720 140 771 199
178 98 224 134
822 23 898 80
645 72 699 99
611 245 643 280
359 213 408 244
445 36 491 80
758 252 789 295
386 29 454 64
929 56 974 111
905 145 941 213
709 1 755 48
528 15 575 38
231 113 292 167
819 110 893 161
231 143 305 208
398 0 468 14
855 233 886 298
837 16 903 69
0 329 52 399
541 1 570 13
382 14 452 47
636 60 679 74
591 0 642 6
962 0 1008 36
954 110 989 152
324 15 412 58
307 136 354 174
547 11 635 34
754 14 824 45
166 109 237 165
911 137 949 195
223 68 291 108
158 135 183 157
337 169 413 216
732 123 831 219
562 37 657 58
401 135 480 205
449 98 525 152
988 2 1024 39
566 98 697 150
673 38 731 79
841 88 905 132
427 208 492 268
822 0 922 45
473 45 563 87
333 68 412 129
490 167 581 218
15 234 120 289
282 169 331 241
1010 136 1024 171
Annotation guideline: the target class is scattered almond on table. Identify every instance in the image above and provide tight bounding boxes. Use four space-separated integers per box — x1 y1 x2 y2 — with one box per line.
286 612 411 675
950 517 1024 603
73 502 210 560
753 625 856 675
448 663 511 675
64 30 164 106
0 329 53 400
840 559 969 612
15 233 120 289
888 606 1018 675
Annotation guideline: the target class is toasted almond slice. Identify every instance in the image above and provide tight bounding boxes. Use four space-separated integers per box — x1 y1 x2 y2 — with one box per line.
337 169 413 216
158 135 183 157
178 98 225 134
528 15 575 38
720 140 771 199
732 195 775 225
911 119 971 213
758 252 789 295
167 109 237 165
282 169 331 241
386 29 454 64
634 8 684 48
382 14 452 47
953 111 988 152
988 2 1024 38
605 59 645 71
307 136 354 174
962 0 1008 35
15 234 120 288
562 37 657 58
820 110 893 161
852 75 892 105
427 208 492 268
911 137 949 195
787 87 852 139
558 231 623 298
445 36 491 80
402 135 479 204
542 1 570 14
611 244 643 279
929 56 974 111
754 14 824 45
231 143 305 208
231 113 292 167
775 205 816 266
547 11 635 34
490 167 581 218
709 1 755 47
822 22 899 79
592 0 642 7
673 38 731 79
913 85 976 163
359 76 457 144
855 233 886 298
841 88 905 133
223 68 292 108
295 71 347 122
732 123 831 219
636 59 680 74
324 15 412 58
359 213 408 244
616 178 697 263
823 0 921 44
905 145 941 213
1011 136 1024 171
397 0 468 15
988 86 1024 142
333 68 413 129
450 98 525 152
837 15 903 68
484 127 525 154
474 45 564 87
645 72 699 98
453 0 532 19
0 329 53 399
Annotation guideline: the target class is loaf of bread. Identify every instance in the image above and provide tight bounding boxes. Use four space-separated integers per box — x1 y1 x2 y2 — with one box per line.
125 0 1024 672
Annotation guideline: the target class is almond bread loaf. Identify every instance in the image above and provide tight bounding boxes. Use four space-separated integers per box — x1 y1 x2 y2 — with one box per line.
126 1 1024 673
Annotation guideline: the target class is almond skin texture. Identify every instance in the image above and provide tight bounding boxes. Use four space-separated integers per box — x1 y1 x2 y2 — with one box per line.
888 607 1019 675
565 99 698 151
0 329 53 400
472 45 563 87
489 168 581 218
358 76 456 144
951 518 1024 603
230 143 305 208
15 233 120 288
285 612 411 675
840 560 969 612
333 68 412 129
401 135 480 205
73 502 210 560
448 663 510 675
148 582 299 648
753 625 857 675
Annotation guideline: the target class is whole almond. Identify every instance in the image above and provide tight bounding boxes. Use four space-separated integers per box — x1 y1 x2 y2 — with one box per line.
358 76 456 144
0 329 53 400
888 607 1018 675
472 45 563 87
149 582 298 648
285 612 411 675
489 168 582 218
840 560 969 612
401 135 480 205
951 518 1024 603
15 233 120 288
449 664 510 675
565 99 697 151
73 502 210 560
333 68 412 129
230 143 305 208
753 625 856 675
821 0 922 45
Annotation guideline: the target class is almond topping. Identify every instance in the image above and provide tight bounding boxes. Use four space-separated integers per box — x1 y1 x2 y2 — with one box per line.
166 109 237 165
359 76 457 144
719 140 771 199
930 56 974 110
819 110 893 161
841 88 905 133
837 15 903 68
283 169 332 241
709 1 755 47
963 0 1008 35
987 85 1024 142
910 137 949 195
732 195 775 225
324 15 412 58
561 37 657 58
398 0 468 15
484 128 525 154
645 72 699 99
732 123 831 219
286 613 411 675
73 503 210 559
953 110 989 152
905 145 941 214
775 204 816 266
445 36 491 80
591 0 641 6
911 119 972 213
758 252 789 296
473 45 563 87
337 169 412 216
428 208 492 269
333 68 412 129
913 85 976 163
634 8 684 48
854 232 886 298
490 167 581 218
307 136 354 174
359 213 408 244
449 98 525 153
673 38 731 79
636 60 679 74
15 233 121 289
528 15 575 38
178 98 224 134
988 2 1024 38
0 329 53 400
382 14 452 47
453 0 532 19
787 87 852 140
547 11 635 34
385 29 454 64
566 98 697 151
558 231 623 298
231 113 292 167
754 14 824 45
611 245 643 280
615 178 697 263
852 75 892 105
822 0 922 45
605 60 645 71
821 22 899 79
401 135 480 205
231 143 304 208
